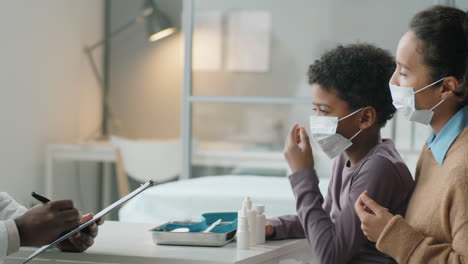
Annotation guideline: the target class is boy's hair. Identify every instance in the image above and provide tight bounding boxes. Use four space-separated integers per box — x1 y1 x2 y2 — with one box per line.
308 44 396 127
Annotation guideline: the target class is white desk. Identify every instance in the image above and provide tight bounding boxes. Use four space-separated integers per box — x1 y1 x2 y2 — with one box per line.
45 142 288 207
6 221 316 264
45 142 117 209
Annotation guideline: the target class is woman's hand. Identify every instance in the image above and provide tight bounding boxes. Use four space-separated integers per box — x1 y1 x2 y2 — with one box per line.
354 191 393 242
284 123 315 173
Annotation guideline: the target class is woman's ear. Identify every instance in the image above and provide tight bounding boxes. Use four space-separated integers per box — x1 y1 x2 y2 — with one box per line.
440 76 460 99
359 106 376 130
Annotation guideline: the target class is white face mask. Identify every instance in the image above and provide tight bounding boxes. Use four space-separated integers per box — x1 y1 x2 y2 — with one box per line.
309 108 363 160
389 78 445 125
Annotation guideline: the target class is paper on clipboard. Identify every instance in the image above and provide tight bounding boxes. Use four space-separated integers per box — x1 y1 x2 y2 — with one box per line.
23 180 155 264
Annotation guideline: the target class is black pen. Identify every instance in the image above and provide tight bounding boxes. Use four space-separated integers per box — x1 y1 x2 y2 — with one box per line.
31 192 50 204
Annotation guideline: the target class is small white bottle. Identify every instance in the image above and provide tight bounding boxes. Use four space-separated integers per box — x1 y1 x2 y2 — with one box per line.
243 197 252 210
254 204 266 244
247 207 257 247
237 205 250 250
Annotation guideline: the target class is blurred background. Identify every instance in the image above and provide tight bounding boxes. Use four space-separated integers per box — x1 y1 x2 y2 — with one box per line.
0 0 465 222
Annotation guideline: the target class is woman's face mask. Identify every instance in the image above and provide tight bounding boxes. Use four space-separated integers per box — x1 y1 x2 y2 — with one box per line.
389 77 445 125
309 108 363 159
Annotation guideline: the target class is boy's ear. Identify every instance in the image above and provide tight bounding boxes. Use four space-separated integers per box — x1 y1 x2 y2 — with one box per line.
359 106 376 130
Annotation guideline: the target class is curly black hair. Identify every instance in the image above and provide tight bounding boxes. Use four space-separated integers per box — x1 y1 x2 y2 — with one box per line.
308 44 396 127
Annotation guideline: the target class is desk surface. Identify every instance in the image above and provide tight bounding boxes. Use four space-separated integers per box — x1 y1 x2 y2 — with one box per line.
7 221 314 264
47 141 288 169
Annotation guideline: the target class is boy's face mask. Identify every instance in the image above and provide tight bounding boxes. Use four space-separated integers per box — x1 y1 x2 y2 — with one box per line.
389 77 445 125
309 108 363 159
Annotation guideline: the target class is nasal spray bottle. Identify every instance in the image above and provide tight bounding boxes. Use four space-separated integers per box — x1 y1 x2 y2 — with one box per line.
254 204 266 244
244 197 257 247
237 204 250 249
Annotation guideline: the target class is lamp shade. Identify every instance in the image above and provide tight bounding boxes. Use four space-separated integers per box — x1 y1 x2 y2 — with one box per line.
142 0 176 42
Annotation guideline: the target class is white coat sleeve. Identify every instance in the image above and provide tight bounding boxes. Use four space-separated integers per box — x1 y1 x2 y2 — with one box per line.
0 192 28 260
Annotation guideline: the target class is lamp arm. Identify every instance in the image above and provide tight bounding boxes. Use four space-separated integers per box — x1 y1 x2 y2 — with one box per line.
82 4 153 139
83 47 111 140
83 9 150 95
86 18 138 52
83 16 140 139
84 48 105 89
83 10 149 86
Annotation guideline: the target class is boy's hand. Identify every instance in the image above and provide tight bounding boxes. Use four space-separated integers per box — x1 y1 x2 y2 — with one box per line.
265 221 275 238
15 200 80 247
56 213 104 252
284 123 315 173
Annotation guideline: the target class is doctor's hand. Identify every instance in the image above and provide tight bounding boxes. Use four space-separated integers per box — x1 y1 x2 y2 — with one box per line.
56 213 104 252
354 191 393 242
284 123 314 173
15 200 81 247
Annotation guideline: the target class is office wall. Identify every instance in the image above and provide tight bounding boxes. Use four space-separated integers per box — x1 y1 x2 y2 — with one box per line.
0 0 104 212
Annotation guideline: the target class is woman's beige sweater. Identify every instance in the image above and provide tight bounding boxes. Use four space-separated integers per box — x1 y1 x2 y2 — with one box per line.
377 128 468 263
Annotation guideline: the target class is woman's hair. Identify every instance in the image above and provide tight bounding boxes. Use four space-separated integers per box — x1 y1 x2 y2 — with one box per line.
308 44 396 127
410 5 468 104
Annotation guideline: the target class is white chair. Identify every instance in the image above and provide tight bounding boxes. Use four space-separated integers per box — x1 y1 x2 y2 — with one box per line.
110 136 181 198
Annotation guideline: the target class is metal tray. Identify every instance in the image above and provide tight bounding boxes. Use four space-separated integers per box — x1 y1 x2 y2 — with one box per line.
150 221 237 247
150 213 238 247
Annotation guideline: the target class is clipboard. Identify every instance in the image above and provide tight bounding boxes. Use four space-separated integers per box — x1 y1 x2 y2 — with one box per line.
23 180 155 264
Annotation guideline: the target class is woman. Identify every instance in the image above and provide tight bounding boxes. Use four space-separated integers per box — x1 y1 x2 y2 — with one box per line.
355 5 468 263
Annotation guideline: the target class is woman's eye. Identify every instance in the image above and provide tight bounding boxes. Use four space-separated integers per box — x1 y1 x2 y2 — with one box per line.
312 108 329 115
399 72 408 77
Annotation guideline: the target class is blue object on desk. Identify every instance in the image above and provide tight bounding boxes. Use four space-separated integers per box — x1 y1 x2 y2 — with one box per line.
150 212 238 247
152 212 238 233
